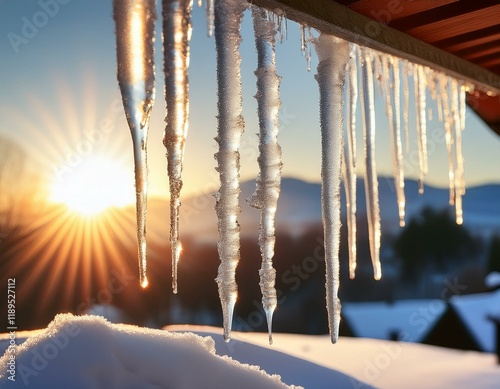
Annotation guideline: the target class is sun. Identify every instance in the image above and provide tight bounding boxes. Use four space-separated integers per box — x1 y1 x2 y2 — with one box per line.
50 157 135 215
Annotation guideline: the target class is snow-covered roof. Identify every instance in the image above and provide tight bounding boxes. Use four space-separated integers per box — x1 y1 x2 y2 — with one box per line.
485 272 500 290
450 290 500 352
342 300 447 342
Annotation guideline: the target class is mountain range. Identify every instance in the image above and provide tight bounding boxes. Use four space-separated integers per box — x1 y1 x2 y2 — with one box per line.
144 177 500 244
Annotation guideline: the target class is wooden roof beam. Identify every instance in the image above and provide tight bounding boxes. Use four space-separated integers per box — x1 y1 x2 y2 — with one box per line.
251 0 500 95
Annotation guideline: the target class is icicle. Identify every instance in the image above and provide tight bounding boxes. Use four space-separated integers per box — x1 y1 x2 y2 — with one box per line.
403 60 410 153
197 0 201 6
248 7 282 345
162 0 192 294
439 74 456 207
459 82 467 132
272 9 286 43
414 65 428 195
300 25 312 72
373 52 384 94
344 44 358 279
314 34 349 343
359 47 381 281
451 78 464 225
113 0 156 289
300 24 306 52
381 56 405 227
213 0 246 343
206 0 214 37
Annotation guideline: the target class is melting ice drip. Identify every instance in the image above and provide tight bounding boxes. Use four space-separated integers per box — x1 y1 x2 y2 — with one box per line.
162 0 193 294
113 0 476 343
113 0 156 289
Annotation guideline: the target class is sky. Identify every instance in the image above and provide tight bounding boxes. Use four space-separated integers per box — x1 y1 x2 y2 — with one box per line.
1 0 500 206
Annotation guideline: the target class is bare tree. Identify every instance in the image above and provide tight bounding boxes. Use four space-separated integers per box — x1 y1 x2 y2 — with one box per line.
0 136 29 240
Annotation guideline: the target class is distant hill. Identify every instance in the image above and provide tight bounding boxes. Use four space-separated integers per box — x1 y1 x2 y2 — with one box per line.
144 177 500 243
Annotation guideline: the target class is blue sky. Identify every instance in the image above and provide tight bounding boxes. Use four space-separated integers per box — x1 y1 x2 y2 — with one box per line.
1 0 499 202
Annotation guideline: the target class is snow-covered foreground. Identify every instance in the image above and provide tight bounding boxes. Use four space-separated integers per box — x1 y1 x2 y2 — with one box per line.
0 314 498 389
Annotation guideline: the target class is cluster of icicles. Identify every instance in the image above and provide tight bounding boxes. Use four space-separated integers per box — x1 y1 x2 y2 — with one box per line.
113 0 472 344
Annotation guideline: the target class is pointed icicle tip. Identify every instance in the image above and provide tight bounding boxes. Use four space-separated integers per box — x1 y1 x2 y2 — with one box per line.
223 331 231 343
330 328 339 344
265 308 275 345
140 277 149 289
171 241 182 294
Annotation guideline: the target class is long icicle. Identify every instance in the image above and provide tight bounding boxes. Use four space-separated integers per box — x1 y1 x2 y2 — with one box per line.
382 56 406 227
314 34 350 343
414 65 428 195
344 43 358 279
162 0 192 294
451 78 464 225
392 58 405 226
113 0 156 288
359 47 381 281
206 0 214 37
439 74 456 207
248 7 282 345
214 0 246 342
403 61 410 154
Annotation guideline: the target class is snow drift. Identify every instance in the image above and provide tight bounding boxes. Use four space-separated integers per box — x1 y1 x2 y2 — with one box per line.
0 314 299 389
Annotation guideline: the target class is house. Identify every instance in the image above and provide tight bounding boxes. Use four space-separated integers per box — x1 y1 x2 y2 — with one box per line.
342 299 446 342
423 290 500 353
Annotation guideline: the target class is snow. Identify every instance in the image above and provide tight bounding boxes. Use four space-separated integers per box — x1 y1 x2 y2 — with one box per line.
450 289 500 352
0 314 299 389
342 300 447 342
485 272 500 290
2 316 499 389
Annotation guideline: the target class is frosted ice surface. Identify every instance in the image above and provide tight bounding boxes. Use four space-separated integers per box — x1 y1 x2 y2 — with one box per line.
163 0 193 293
248 7 282 345
213 0 247 342
314 33 350 343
